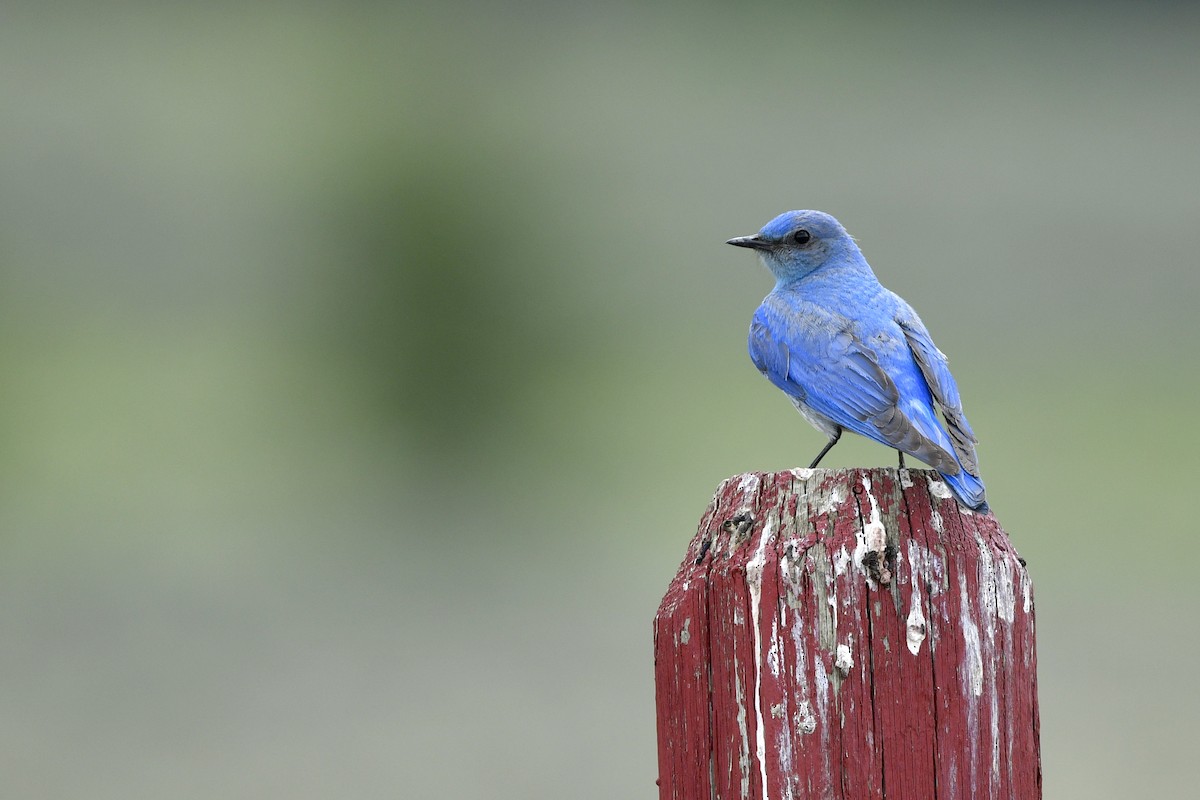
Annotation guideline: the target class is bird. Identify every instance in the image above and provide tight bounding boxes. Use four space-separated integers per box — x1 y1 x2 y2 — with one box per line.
727 210 987 510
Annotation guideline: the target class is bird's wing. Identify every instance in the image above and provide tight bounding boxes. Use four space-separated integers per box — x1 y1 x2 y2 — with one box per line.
748 312 796 398
749 304 959 472
897 316 980 475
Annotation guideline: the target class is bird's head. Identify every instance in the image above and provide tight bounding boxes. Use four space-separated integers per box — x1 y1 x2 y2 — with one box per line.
727 210 857 284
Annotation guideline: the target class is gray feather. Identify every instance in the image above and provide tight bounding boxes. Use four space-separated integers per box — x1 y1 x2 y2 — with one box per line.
898 320 980 476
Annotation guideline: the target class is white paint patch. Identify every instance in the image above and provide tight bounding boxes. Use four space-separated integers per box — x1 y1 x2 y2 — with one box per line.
959 574 984 697
853 476 886 588
832 546 851 578
906 537 923 581
680 617 691 645
827 573 838 640
1022 570 1033 614
995 555 1016 624
899 468 913 489
774 705 794 787
906 538 928 655
792 467 815 480
976 542 998 625
814 658 829 714
813 658 832 777
816 483 848 516
928 478 953 500
796 701 817 735
734 657 751 798
924 546 945 597
745 520 773 800
990 672 1001 782
835 643 854 675
906 598 927 655
789 604 809 710
766 619 781 677
737 472 762 496
928 509 944 533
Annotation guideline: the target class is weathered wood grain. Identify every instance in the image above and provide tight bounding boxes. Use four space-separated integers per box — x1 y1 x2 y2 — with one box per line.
654 468 1040 799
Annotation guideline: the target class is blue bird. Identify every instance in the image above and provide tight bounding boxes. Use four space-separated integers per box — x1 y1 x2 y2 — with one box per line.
727 210 987 510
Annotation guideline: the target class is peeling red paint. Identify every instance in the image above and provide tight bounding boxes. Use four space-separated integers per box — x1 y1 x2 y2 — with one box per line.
654 468 1040 799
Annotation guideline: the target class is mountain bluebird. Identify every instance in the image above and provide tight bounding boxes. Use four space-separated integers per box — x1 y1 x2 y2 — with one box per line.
727 210 987 510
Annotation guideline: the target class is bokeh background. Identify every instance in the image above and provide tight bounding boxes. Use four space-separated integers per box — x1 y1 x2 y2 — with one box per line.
1 1 1197 797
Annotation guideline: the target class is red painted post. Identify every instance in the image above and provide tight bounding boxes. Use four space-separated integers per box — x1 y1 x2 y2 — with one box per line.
654 468 1040 799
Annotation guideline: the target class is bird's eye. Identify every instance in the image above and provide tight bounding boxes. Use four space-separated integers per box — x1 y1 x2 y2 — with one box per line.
792 229 812 245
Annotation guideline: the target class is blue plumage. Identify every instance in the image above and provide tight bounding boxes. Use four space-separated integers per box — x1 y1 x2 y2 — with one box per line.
728 210 987 510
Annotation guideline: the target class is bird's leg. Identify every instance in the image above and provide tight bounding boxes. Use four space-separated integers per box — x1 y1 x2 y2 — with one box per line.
808 428 842 469
897 450 906 468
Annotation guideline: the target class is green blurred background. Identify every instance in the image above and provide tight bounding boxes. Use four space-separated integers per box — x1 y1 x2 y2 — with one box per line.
1 1 1196 796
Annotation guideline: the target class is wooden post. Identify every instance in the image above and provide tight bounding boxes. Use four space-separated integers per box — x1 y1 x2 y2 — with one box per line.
654 468 1040 799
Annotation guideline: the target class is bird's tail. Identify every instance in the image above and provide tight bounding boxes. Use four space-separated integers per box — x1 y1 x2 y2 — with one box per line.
939 466 988 512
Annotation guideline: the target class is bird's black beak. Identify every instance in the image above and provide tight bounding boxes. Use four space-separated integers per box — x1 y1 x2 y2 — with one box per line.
726 235 769 251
